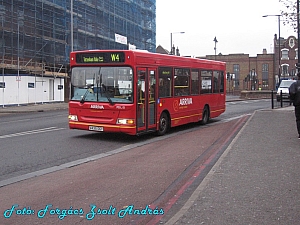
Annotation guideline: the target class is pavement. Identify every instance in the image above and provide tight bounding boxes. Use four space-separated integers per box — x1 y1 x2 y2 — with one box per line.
167 106 300 225
0 101 69 113
0 96 299 224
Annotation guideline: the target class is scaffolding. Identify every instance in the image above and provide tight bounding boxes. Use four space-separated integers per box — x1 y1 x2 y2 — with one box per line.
73 0 156 51
0 0 156 76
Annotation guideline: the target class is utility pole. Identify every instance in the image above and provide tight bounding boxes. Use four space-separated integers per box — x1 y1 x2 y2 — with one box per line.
297 0 300 72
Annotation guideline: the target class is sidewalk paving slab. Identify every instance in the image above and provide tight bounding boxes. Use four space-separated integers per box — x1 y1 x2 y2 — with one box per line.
165 108 300 225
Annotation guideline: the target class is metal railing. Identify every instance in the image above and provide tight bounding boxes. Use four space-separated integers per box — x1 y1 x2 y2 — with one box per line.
271 90 293 109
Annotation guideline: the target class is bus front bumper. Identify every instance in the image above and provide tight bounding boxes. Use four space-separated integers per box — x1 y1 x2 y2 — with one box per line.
69 121 136 135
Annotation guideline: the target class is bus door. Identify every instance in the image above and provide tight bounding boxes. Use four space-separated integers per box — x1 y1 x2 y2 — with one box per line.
137 68 156 133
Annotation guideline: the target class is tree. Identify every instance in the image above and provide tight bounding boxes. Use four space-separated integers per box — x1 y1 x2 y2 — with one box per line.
279 0 298 32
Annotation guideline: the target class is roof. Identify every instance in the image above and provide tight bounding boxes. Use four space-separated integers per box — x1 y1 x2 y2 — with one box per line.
156 45 170 54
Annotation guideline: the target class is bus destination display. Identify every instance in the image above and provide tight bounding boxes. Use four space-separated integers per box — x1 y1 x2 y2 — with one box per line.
76 52 125 64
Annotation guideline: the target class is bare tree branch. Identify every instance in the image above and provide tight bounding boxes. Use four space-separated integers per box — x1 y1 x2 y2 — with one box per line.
279 0 297 31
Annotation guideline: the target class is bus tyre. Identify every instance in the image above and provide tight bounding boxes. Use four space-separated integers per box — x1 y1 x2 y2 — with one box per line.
200 106 209 125
157 112 169 136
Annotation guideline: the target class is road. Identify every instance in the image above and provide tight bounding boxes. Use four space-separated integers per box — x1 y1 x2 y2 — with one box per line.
0 99 271 183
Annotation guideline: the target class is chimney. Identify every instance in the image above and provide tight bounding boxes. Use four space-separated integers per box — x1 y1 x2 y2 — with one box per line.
172 45 175 55
176 47 180 56
263 48 267 54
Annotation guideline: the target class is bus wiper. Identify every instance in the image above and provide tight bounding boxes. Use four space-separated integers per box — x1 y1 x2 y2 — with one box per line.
102 84 114 105
80 85 93 104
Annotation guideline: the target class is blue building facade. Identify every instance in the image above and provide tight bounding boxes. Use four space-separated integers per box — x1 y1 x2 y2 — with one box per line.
0 0 156 74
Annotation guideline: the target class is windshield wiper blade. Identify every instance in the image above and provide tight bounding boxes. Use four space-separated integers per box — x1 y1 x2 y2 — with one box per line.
80 89 89 104
80 85 93 104
105 94 114 105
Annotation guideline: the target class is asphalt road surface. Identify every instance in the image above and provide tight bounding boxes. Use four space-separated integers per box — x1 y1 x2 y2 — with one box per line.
0 99 271 182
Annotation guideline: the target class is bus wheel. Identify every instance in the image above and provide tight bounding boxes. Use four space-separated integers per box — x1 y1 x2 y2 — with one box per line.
200 106 209 125
157 112 169 135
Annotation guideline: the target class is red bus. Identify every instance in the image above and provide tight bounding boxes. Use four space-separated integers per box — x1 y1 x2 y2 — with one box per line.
68 50 226 135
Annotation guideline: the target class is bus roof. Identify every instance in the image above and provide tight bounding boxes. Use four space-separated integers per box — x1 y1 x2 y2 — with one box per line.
70 49 226 70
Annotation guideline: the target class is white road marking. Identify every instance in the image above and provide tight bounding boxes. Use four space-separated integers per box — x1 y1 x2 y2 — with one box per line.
0 127 66 139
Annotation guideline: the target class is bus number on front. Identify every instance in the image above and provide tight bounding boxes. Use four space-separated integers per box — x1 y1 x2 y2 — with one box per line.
111 54 120 62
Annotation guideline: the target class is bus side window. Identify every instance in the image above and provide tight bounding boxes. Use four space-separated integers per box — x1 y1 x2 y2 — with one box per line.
200 70 212 94
213 71 220 93
191 69 199 95
220 71 224 93
158 67 172 97
174 68 190 96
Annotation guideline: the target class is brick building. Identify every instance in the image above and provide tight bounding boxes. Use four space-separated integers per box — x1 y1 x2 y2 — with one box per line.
156 46 276 92
276 35 298 79
156 36 298 93
204 50 274 92
204 35 298 92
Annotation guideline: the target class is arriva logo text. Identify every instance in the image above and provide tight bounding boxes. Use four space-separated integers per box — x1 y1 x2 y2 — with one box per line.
179 98 192 106
90 105 104 109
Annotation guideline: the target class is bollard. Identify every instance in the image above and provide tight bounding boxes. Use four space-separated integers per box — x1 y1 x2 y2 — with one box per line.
280 90 283 108
271 90 274 109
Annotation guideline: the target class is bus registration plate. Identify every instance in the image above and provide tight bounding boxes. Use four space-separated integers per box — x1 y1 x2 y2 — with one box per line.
89 126 103 132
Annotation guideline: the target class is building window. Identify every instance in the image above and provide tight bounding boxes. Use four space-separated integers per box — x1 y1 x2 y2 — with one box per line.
281 48 289 60
289 37 295 48
262 64 269 89
233 64 240 89
282 64 289 76
28 83 35 88
291 69 296 76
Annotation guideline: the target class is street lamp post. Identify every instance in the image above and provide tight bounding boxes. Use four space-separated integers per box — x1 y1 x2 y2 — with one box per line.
213 36 218 60
71 0 74 52
0 5 5 108
170 31 185 55
17 11 24 106
262 14 282 89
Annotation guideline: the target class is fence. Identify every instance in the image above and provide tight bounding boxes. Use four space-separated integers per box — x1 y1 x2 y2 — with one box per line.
240 90 293 109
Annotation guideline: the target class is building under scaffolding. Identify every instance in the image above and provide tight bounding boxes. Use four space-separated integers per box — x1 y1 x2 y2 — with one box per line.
0 0 156 105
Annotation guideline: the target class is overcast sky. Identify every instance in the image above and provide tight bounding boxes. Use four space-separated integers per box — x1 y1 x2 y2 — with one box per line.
156 0 296 57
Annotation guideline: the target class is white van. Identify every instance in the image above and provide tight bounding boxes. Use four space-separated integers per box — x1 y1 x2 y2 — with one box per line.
276 80 296 101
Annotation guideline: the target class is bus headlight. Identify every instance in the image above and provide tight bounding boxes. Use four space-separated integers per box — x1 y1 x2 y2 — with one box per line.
117 119 135 125
68 115 78 121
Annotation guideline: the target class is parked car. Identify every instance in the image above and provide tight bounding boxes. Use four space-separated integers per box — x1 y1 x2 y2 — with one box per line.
276 80 296 102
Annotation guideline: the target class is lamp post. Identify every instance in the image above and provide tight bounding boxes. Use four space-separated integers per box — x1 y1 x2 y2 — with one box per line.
262 14 282 89
0 5 5 108
17 11 24 106
170 31 185 55
213 36 218 60
71 0 74 52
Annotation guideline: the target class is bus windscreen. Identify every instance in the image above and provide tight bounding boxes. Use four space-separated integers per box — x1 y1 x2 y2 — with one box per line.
71 66 133 104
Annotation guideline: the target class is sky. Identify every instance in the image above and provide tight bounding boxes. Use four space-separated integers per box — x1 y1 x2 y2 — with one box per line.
156 0 296 57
